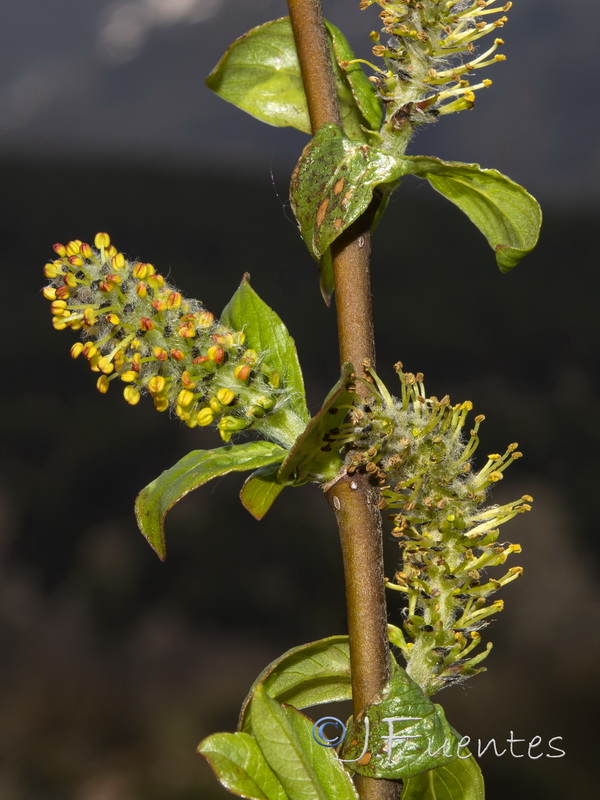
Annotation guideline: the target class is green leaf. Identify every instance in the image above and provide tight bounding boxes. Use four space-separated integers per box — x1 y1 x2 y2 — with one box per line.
325 21 382 133
250 686 358 800
400 754 485 800
222 275 309 425
239 635 352 733
277 363 355 485
198 731 289 800
135 442 287 560
240 463 286 520
205 18 380 142
290 125 541 272
285 707 359 800
398 156 542 272
341 659 461 780
289 124 399 261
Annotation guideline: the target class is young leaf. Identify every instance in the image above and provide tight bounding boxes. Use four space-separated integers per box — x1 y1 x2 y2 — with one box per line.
239 635 352 733
341 659 461 780
290 124 399 261
277 363 355 485
198 731 289 800
221 274 309 424
400 754 485 800
324 22 382 133
398 156 542 272
135 442 287 560
290 125 540 274
250 686 357 800
205 18 380 142
285 707 359 800
240 463 286 520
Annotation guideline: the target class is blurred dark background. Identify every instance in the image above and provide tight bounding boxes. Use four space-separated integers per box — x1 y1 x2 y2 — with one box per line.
1 1 599 798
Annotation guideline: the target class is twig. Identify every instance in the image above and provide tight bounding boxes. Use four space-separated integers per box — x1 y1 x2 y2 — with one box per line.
286 2 398 798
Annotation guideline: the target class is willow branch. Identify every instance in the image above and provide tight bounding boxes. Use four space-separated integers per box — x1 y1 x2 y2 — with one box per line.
286 1 398 798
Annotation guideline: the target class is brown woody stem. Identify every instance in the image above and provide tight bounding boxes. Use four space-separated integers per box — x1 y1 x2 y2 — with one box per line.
286 1 398 798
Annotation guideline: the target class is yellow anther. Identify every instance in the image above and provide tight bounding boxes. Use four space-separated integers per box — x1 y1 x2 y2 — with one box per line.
178 323 195 338
152 346 168 361
153 396 169 412
197 311 214 328
147 376 166 395
179 372 195 389
81 243 93 259
97 357 114 374
121 370 137 383
123 386 141 405
94 232 111 249
132 262 148 279
65 240 82 257
105 313 120 325
83 344 98 359
64 272 78 288
197 408 214 427
487 453 501 460
209 397 222 414
207 345 224 363
175 405 190 421
489 471 503 482
136 282 147 298
44 262 63 278
70 343 84 359
216 388 235 406
112 252 126 269
96 375 110 394
177 389 195 407
147 274 165 290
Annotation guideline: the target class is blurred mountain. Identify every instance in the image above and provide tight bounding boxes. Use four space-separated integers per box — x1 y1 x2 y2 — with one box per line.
0 0 598 203
0 151 598 798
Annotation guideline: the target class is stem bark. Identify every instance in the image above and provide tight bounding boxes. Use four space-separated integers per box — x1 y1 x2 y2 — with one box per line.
286 2 399 798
